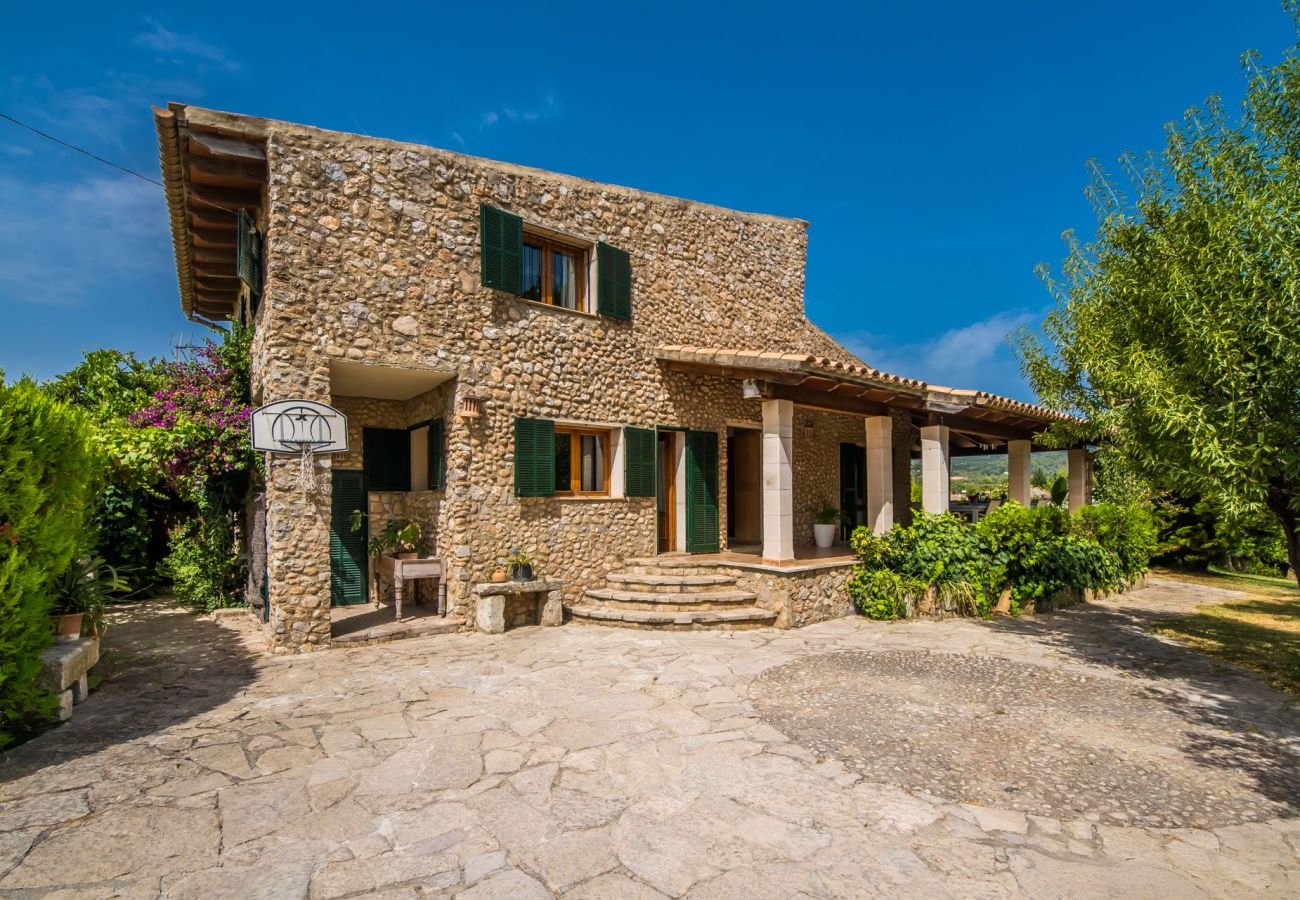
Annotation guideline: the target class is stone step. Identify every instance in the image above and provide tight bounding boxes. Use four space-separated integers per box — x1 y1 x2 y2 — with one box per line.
605 572 738 593
622 557 721 577
567 604 777 630
583 587 757 610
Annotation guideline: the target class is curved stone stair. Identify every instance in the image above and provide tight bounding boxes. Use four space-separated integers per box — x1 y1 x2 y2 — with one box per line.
568 558 776 630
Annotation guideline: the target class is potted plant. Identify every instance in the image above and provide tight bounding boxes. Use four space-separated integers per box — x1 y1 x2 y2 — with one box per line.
51 556 123 641
507 551 535 582
811 495 840 549
353 512 425 558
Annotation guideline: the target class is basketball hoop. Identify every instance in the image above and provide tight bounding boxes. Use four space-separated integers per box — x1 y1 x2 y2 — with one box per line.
250 400 349 497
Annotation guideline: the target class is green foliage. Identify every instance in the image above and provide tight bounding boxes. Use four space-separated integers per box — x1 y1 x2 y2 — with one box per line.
1018 20 1300 578
52 556 126 637
1156 493 1290 576
0 377 95 745
46 349 171 591
363 517 425 558
1072 502 1159 580
1049 475 1069 507
161 489 244 612
848 502 1155 621
811 495 841 525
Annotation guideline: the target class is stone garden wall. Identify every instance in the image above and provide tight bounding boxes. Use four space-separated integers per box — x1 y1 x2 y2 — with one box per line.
228 107 867 650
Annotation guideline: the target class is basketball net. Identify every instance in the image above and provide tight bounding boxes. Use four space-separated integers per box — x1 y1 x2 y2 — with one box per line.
283 442 320 497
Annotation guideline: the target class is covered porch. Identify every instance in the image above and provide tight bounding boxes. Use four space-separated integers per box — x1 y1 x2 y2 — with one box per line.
658 345 1090 565
325 360 461 640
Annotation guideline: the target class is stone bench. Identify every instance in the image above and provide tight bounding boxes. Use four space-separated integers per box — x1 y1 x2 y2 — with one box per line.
38 637 99 722
473 580 563 633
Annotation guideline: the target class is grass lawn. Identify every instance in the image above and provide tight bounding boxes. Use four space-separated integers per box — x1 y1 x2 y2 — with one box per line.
1150 566 1300 699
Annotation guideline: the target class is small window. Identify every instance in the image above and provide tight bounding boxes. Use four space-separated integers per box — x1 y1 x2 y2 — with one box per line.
521 233 586 310
554 426 610 495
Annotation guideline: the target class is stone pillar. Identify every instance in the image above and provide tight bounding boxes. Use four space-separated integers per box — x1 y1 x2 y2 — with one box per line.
1068 448 1091 513
865 416 894 535
1007 440 1032 507
920 425 950 516
890 409 914 529
762 399 794 562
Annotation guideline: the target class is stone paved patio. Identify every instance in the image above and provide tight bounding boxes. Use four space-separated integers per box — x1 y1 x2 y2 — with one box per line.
0 578 1297 897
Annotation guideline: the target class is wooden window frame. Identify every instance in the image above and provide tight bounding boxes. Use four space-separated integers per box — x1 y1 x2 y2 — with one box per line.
555 426 611 496
522 231 588 311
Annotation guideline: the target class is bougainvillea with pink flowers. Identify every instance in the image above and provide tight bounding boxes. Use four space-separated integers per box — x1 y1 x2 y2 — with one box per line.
129 328 256 500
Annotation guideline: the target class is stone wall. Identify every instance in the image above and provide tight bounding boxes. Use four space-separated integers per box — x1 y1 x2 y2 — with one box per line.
244 112 869 651
724 562 855 628
791 409 865 546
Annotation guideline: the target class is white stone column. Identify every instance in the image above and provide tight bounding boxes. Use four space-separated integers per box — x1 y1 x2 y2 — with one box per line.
1007 440 1032 507
1067 448 1091 513
762 399 794 562
865 416 894 535
920 425 950 516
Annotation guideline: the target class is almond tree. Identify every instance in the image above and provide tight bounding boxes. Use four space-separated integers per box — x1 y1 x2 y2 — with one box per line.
1019 8 1300 581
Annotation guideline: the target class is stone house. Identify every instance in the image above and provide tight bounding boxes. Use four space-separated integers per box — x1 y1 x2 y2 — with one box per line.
153 103 1086 653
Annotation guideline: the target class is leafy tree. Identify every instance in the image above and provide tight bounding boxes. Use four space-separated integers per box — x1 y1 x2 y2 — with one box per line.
47 350 170 587
1019 10 1300 581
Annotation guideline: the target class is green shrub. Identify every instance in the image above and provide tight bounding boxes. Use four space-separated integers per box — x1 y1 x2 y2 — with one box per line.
1071 502 1158 581
850 501 1151 621
162 490 244 612
0 378 95 745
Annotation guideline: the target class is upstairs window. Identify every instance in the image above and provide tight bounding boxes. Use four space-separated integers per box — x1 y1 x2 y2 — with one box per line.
521 233 586 311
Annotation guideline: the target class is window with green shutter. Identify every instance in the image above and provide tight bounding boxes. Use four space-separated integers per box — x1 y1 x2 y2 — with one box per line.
514 417 556 497
624 427 656 497
237 209 263 297
363 428 411 492
480 204 524 294
330 470 368 606
597 242 631 320
427 418 446 491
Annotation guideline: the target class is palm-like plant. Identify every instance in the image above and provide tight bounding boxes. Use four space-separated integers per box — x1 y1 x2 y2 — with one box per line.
53 556 126 636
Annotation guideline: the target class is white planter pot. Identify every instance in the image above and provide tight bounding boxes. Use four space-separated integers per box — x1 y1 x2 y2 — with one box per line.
813 523 837 548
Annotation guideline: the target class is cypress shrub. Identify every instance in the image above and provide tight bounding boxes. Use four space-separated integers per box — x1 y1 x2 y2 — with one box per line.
0 378 94 745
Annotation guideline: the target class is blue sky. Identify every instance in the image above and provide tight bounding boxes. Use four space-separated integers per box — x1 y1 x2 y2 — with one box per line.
2 2 1295 400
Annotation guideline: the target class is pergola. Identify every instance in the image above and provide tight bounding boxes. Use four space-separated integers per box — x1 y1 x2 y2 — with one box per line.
657 345 1091 562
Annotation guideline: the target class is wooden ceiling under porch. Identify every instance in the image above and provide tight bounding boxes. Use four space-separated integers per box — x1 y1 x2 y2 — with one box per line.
154 104 268 324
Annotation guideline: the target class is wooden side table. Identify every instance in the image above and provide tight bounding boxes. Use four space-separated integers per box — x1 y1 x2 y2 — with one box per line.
372 555 445 619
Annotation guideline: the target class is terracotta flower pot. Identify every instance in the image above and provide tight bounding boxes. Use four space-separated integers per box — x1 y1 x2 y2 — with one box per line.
490 570 508 583
52 613 83 642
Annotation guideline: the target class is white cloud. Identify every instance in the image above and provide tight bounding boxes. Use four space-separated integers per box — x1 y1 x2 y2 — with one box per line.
835 309 1042 402
1 143 34 156
134 18 242 71
478 91 561 130
0 174 169 306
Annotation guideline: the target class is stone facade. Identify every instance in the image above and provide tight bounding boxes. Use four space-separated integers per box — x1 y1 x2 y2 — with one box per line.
235 110 869 651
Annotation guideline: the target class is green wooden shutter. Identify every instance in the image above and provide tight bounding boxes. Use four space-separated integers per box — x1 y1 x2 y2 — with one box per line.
427 418 446 491
237 209 262 296
363 428 411 492
624 427 656 497
685 430 719 553
514 418 556 497
330 470 368 606
480 204 523 294
597 242 632 320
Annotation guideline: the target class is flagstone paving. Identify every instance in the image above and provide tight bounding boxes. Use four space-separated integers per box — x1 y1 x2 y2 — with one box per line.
0 578 1297 898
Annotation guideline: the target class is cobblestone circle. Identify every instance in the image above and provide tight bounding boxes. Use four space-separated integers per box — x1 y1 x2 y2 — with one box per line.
751 649 1300 828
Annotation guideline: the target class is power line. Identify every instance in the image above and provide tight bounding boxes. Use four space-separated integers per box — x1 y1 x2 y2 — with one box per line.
0 111 163 187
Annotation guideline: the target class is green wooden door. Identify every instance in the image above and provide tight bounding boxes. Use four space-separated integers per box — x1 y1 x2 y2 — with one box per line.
330 470 368 606
685 430 720 553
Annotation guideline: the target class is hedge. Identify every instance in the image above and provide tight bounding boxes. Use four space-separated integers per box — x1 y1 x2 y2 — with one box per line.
0 378 94 745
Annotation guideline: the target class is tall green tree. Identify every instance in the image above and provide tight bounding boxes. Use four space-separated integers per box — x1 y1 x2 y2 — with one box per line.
1018 8 1300 581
